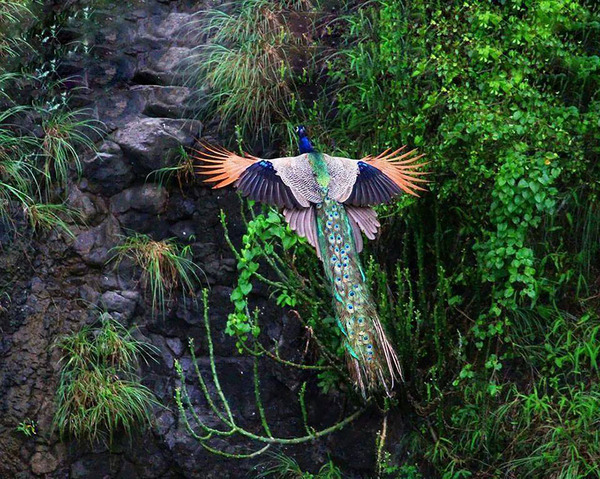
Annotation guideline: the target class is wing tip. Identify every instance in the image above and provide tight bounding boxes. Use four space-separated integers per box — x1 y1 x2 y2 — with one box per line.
192 141 259 189
364 147 430 197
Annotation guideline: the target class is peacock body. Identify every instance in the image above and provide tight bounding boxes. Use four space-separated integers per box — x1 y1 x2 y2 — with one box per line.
195 126 427 396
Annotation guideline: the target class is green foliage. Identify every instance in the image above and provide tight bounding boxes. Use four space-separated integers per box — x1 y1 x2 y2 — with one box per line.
322 0 600 476
110 233 203 317
378 452 422 479
198 0 600 475
186 0 319 141
220 204 347 384
53 314 158 446
15 418 37 438
257 453 343 479
0 3 102 237
223 207 304 344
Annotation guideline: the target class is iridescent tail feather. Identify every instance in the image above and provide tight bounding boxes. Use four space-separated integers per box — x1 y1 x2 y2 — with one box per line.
315 196 402 397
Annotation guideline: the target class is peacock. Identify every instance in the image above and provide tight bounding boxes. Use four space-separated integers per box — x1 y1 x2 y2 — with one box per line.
195 126 427 396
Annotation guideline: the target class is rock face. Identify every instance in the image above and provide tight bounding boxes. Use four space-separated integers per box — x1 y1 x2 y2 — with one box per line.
83 141 135 195
114 117 201 172
0 1 377 478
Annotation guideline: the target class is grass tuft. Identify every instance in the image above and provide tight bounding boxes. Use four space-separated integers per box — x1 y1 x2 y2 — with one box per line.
110 233 203 317
0 0 35 58
186 0 318 140
40 108 103 192
23 202 80 238
53 313 159 446
256 452 343 479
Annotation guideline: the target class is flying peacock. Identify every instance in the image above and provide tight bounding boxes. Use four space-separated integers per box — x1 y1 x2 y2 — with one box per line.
195 126 427 396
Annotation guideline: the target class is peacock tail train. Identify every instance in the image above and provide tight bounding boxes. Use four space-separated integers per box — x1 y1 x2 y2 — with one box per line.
316 195 401 396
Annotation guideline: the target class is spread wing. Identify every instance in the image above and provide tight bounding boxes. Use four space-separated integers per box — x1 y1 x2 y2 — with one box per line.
331 147 428 206
194 143 308 209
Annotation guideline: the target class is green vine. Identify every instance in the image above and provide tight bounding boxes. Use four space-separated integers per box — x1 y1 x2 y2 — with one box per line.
174 290 368 459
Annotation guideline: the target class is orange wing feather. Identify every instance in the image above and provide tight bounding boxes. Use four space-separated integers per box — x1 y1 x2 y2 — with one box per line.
193 142 260 189
362 146 429 196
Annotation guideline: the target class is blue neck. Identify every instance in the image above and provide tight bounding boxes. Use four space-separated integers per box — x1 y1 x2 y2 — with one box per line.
298 136 314 154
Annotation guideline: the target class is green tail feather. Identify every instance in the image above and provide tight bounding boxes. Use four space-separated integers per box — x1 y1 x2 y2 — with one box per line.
315 196 402 396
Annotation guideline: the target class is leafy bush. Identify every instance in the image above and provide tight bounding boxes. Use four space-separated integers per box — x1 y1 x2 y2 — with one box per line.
323 0 600 476
220 205 345 377
53 314 158 446
196 0 600 476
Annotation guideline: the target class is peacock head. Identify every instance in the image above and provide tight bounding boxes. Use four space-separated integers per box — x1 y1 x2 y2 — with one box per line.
295 125 314 153
294 125 308 138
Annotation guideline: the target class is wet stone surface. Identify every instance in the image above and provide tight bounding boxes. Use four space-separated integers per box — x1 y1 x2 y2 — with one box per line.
0 1 378 478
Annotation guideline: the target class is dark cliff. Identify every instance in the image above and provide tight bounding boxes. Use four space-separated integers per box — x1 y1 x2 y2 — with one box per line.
0 1 380 477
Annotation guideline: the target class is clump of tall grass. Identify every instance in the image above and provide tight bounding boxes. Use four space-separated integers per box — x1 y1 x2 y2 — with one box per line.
0 106 38 221
498 383 600 478
0 106 39 183
186 0 318 139
53 313 158 446
40 109 103 192
110 233 203 317
23 202 80 238
0 0 35 59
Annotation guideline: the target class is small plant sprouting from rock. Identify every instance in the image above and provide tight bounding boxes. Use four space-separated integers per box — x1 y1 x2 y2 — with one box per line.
53 313 158 446
15 418 37 438
146 145 196 190
110 233 203 317
256 452 343 479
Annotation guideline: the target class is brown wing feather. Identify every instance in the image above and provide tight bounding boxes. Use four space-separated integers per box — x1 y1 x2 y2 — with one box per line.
362 146 429 196
193 142 259 189
283 207 321 259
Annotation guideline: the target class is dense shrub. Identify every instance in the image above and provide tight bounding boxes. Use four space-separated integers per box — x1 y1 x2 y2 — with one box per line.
325 0 600 476
200 0 600 476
